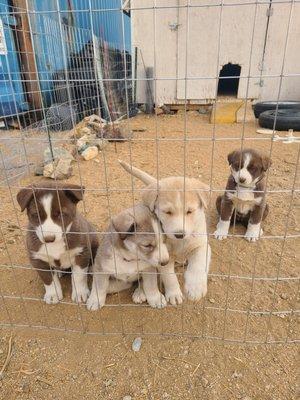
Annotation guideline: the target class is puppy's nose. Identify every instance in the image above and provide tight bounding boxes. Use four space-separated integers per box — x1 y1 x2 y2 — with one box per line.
160 259 169 267
239 177 246 183
174 232 185 239
44 235 55 243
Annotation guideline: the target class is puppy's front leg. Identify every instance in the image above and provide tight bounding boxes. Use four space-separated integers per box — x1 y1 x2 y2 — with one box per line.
184 244 211 301
86 272 109 311
142 268 167 308
245 204 264 242
31 259 63 304
158 261 183 305
71 265 90 303
214 195 234 240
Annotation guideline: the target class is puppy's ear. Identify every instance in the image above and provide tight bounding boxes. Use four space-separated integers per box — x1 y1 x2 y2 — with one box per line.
17 186 34 212
227 150 239 165
64 185 85 204
142 183 159 212
191 179 209 209
261 155 272 171
112 211 136 240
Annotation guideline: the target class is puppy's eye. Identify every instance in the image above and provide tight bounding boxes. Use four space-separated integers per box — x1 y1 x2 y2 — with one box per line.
186 209 194 215
53 211 68 218
141 244 153 250
164 211 173 215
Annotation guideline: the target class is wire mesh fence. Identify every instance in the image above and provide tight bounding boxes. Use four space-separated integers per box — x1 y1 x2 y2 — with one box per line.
0 0 299 344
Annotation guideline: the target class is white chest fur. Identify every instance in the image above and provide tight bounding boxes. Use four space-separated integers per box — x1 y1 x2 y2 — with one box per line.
32 240 83 269
227 187 262 215
103 252 152 282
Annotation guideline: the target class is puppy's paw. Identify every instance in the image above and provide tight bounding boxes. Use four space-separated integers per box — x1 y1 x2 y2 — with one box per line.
184 274 207 301
86 292 105 311
245 224 262 242
44 291 63 305
165 288 183 305
132 287 147 304
44 282 63 304
214 220 230 240
71 284 90 304
214 230 228 240
147 293 167 309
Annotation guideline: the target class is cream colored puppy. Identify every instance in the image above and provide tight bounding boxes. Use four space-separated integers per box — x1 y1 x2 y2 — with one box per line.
119 161 211 301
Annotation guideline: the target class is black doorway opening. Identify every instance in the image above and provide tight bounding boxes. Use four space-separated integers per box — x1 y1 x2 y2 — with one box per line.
217 63 241 97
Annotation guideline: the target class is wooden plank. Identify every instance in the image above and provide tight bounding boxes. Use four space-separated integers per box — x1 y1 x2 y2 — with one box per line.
11 0 43 113
166 103 213 111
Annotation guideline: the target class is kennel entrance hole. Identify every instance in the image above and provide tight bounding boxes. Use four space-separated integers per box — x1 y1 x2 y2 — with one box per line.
217 63 241 97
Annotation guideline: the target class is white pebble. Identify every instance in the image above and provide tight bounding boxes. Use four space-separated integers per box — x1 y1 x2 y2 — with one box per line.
132 337 142 352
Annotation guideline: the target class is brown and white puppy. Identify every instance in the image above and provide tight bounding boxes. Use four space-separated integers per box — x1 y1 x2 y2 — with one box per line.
86 204 179 310
17 182 98 304
118 161 211 301
214 149 271 242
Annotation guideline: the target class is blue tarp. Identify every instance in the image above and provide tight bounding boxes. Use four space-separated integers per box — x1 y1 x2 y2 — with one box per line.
0 1 29 117
0 0 131 118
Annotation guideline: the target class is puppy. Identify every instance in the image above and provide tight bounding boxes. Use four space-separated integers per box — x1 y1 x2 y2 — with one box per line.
17 182 98 304
118 161 211 301
214 148 271 242
86 204 179 310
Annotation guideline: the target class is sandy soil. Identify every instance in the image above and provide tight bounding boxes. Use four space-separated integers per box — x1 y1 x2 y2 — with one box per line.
0 111 299 399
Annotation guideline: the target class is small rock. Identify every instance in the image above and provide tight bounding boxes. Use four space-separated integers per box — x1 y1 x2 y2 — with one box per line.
132 337 142 352
155 107 164 115
43 158 73 180
140 388 147 394
7 238 15 244
102 126 125 142
232 371 243 379
77 133 97 150
104 379 113 387
280 293 288 300
81 146 98 161
201 377 209 388
96 139 107 150
208 298 215 304
34 163 44 176
84 114 103 124
123 396 132 400
79 126 92 136
132 128 147 132
44 146 74 164
162 393 170 399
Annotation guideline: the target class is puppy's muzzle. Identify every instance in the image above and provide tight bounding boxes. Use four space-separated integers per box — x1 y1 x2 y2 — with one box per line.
159 259 169 267
44 235 56 243
174 231 185 239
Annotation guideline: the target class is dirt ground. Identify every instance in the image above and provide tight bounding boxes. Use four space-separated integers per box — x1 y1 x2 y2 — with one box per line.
0 111 299 399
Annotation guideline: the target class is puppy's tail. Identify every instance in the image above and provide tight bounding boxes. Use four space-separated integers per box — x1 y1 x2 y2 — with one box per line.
118 160 157 185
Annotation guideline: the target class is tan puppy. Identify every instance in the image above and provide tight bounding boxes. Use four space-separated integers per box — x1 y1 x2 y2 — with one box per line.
119 161 211 301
